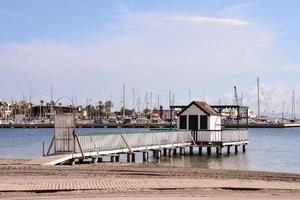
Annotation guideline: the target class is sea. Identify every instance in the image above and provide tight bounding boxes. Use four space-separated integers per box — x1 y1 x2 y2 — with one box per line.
0 128 299 174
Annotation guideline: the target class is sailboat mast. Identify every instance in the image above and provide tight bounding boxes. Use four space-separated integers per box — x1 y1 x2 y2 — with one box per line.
282 100 284 123
50 85 53 119
123 82 125 117
292 89 295 121
257 77 260 120
132 87 135 116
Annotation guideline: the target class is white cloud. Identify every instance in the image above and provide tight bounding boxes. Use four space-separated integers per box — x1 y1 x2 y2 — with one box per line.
0 12 296 109
166 16 253 26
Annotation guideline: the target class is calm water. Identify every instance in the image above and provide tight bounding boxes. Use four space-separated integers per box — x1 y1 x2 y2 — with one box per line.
0 128 299 174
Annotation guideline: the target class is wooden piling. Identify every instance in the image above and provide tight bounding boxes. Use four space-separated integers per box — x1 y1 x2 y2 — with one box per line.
179 147 185 155
92 157 98 164
143 151 149 162
132 153 136 162
115 154 120 162
227 146 231 155
189 146 194 155
70 158 76 166
127 153 132 162
168 149 173 157
156 150 161 159
243 145 246 152
173 148 177 156
199 147 202 155
207 147 211 155
235 145 238 154
163 148 167 156
97 157 103 163
111 155 116 162
216 147 223 155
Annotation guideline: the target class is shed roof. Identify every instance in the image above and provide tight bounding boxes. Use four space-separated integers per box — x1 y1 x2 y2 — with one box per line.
177 101 219 116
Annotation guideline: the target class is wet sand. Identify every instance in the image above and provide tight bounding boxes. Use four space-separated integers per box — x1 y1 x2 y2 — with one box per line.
0 158 300 199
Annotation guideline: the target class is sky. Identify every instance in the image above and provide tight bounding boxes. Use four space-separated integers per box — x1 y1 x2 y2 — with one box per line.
0 0 300 115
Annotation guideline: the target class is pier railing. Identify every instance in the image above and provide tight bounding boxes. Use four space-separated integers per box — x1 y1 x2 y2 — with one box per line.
194 129 248 143
75 131 192 153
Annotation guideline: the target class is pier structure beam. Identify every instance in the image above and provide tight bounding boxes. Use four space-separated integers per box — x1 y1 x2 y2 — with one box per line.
199 147 202 155
168 149 173 157
179 147 185 155
235 145 238 154
207 147 211 155
242 145 246 152
227 146 231 155
189 146 194 155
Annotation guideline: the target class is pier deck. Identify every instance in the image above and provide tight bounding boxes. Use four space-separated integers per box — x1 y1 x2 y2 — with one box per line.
28 129 248 165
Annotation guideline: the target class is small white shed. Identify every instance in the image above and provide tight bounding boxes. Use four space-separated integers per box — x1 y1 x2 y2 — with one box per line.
177 101 221 131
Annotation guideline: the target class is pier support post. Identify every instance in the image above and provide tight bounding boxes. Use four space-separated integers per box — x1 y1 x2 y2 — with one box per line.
97 157 103 163
152 150 156 158
132 153 136 162
235 145 238 154
242 145 246 153
70 158 76 166
156 150 161 159
168 149 173 157
173 148 177 156
143 151 149 162
179 147 185 155
115 154 120 162
199 147 202 155
189 146 194 155
207 147 211 155
227 146 231 155
216 147 223 155
79 158 84 164
127 153 132 163
111 155 116 162
163 148 167 156
92 157 98 164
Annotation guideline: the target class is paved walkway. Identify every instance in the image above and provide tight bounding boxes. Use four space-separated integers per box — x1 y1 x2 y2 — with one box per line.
1 178 300 192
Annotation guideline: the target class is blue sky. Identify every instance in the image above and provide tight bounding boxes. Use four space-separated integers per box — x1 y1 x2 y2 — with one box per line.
1 0 300 113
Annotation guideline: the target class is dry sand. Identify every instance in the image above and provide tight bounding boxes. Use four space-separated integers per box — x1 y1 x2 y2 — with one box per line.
0 158 300 199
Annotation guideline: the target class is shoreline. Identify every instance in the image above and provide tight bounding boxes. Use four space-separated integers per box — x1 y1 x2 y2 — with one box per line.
0 158 300 199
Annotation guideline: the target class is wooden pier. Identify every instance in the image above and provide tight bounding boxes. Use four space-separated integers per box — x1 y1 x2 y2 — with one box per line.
27 114 249 166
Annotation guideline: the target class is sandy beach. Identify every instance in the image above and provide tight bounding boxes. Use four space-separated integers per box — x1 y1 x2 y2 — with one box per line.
0 158 299 199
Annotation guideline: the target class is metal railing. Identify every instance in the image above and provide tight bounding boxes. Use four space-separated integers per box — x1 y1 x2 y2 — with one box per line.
195 129 248 143
75 131 191 153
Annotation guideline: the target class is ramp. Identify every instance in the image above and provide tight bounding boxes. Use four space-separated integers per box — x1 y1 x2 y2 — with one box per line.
26 154 74 165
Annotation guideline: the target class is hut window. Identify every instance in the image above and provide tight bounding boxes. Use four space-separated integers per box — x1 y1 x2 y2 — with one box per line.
179 115 187 129
200 115 208 130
